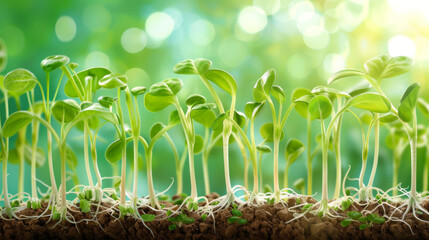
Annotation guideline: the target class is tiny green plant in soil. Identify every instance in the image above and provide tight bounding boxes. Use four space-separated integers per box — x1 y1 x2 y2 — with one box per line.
1 37 429 236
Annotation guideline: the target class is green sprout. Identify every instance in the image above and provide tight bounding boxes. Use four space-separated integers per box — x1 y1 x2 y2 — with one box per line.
284 138 304 189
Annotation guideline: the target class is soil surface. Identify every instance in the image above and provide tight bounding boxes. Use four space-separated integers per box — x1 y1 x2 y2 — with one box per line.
1 195 429 240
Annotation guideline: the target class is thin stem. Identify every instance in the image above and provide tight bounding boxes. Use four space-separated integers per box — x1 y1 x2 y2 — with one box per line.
83 124 94 186
284 163 290 189
333 115 343 199
31 120 40 198
367 115 380 188
17 128 26 200
132 137 139 204
1 91 10 210
60 143 67 208
321 119 329 203
200 75 225 113
116 88 127 206
202 127 210 195
258 151 263 191
424 144 429 192
410 111 418 201
306 116 313 195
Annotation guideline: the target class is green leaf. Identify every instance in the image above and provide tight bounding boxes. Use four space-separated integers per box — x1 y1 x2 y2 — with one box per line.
285 138 304 165
379 113 398 123
8 148 20 164
66 145 78 169
3 68 37 93
256 144 272 153
24 144 45 168
131 86 146 96
233 111 246 128
231 209 242 217
141 214 156 222
417 98 429 117
347 211 362 220
311 86 351 99
173 58 212 75
212 113 228 132
105 137 132 164
169 110 181 126
144 93 174 112
293 178 305 189
194 135 204 154
340 219 353 227
204 69 237 95
149 78 182 97
201 214 207 221
41 55 70 73
0 38 7 72
271 85 285 103
2 111 33 137
359 224 368 230
31 101 45 115
244 102 264 120
98 73 127 89
169 224 177 231
75 102 118 125
260 123 283 142
346 82 371 97
373 217 386 224
51 99 80 123
227 216 239 223
398 83 421 122
364 55 412 80
66 67 111 98
291 88 313 118
360 112 373 125
328 69 367 85
192 108 216 127
190 103 216 119
308 95 332 120
186 94 206 106
79 199 90 213
98 96 117 108
150 122 165 139
347 93 391 113
253 69 275 102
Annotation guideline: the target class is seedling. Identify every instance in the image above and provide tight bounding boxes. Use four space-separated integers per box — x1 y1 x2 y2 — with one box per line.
341 211 386 230
227 204 247 224
284 138 304 189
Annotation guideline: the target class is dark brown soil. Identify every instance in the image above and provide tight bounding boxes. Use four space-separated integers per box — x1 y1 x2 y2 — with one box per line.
1 196 429 240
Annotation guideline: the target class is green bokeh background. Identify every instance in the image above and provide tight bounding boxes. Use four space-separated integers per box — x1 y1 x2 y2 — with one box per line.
1 0 428 200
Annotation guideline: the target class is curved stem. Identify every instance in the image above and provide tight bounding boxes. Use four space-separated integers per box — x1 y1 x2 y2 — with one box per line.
200 75 225 114
367 115 380 189
202 127 210 195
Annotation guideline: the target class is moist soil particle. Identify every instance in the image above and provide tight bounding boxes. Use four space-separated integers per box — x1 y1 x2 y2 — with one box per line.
1 197 429 240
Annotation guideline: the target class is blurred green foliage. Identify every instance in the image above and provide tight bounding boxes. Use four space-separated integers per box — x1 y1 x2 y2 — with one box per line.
0 0 428 199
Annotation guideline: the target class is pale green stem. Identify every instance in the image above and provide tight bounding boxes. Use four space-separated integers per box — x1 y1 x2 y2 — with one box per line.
60 142 67 208
116 88 127 206
83 125 93 187
333 115 343 199
306 116 313 195
200 75 225 113
1 91 10 210
258 151 263 191
284 163 290 189
17 128 25 200
367 115 380 189
424 144 429 192
91 139 101 187
202 127 210 195
321 119 329 204
31 120 40 198
131 138 139 205
410 111 418 201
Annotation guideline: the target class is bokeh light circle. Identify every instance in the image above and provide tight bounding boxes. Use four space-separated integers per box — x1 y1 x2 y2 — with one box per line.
121 28 147 53
55 16 77 42
85 51 110 68
189 20 216 46
125 68 150 88
145 12 175 41
388 35 416 58
253 0 280 15
238 6 267 34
